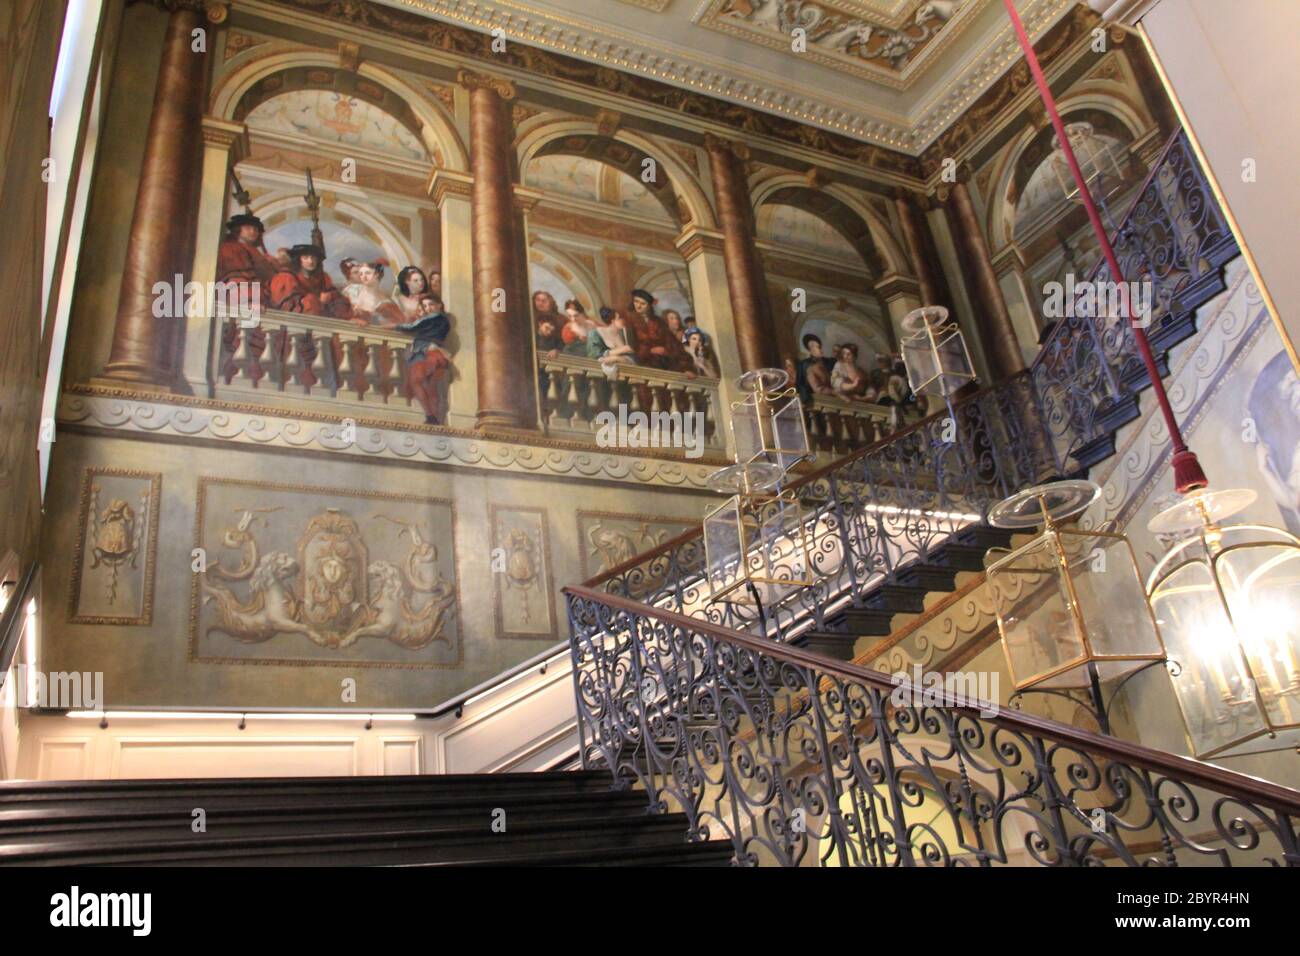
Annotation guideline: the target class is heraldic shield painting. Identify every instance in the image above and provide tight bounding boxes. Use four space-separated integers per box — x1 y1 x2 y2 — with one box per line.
190 478 461 669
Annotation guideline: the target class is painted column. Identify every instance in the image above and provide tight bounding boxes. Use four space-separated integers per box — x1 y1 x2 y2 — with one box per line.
677 228 742 449
181 116 248 397
992 242 1045 358
429 170 477 431
459 69 534 431
894 190 949 310
100 5 209 388
872 275 922 351
705 134 780 372
943 178 1026 379
603 250 637 313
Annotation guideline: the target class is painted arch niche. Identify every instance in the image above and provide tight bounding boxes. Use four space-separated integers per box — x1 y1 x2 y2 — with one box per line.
527 155 669 222
757 205 861 266
1010 112 1140 241
246 90 429 161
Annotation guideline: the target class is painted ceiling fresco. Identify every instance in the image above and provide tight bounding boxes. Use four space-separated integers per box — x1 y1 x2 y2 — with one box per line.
246 90 429 161
757 203 865 266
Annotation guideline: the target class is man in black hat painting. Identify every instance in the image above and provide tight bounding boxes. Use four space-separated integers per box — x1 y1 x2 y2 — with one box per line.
269 243 352 319
628 288 690 372
216 214 280 292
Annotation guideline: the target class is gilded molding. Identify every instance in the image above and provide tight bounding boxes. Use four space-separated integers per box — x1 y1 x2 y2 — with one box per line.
428 168 474 206
455 68 516 100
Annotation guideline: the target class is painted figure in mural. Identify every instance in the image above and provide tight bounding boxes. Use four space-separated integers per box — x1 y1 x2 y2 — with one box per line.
660 309 697 375
535 314 565 358
629 289 692 372
391 266 432 322
269 244 353 319
216 214 280 293
683 326 721 378
587 306 638 376
395 294 452 425
560 299 598 355
532 290 563 333
831 343 876 401
796 334 836 403
342 259 403 326
1249 350 1300 535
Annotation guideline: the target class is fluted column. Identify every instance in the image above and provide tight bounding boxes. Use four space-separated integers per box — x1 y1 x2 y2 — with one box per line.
101 5 209 388
944 178 1026 379
705 135 780 372
460 69 534 431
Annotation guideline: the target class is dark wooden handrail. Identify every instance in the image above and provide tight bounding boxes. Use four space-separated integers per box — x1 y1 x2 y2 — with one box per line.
565 582 1300 816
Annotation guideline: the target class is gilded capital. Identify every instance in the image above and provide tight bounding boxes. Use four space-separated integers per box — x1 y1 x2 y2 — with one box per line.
456 69 516 101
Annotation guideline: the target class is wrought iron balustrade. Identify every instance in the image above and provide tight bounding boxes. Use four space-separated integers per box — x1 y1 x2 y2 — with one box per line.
1031 128 1238 467
580 128 1239 644
565 585 1300 867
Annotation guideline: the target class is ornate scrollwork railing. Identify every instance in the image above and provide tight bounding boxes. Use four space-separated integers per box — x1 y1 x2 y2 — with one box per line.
565 585 1300 867
581 128 1237 643
1031 128 1238 467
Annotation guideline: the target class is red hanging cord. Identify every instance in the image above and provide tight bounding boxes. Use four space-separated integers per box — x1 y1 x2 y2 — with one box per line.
1001 0 1207 492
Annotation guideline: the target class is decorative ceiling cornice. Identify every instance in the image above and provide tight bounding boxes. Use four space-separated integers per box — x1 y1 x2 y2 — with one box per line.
234 0 1089 173
254 0 927 175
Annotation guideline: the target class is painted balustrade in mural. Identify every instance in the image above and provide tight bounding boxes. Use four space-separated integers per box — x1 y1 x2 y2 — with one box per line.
212 309 420 418
537 353 723 450
564 586 1300 867
804 394 893 456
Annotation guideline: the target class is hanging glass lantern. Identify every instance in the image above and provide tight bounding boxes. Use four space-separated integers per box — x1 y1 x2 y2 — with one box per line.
703 487 815 607
1049 121 1127 207
728 367 810 473
987 481 1166 700
900 306 976 398
1146 488 1300 759
702 367 815 608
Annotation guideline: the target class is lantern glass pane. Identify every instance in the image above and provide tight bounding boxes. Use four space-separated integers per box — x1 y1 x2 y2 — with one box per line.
731 398 763 469
902 325 974 397
988 534 1086 689
751 495 810 584
1151 558 1268 757
1059 531 1164 680
771 395 810 470
1215 542 1300 729
704 497 744 599
902 331 942 396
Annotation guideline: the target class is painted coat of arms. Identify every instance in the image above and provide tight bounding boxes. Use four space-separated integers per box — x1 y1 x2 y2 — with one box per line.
192 479 461 668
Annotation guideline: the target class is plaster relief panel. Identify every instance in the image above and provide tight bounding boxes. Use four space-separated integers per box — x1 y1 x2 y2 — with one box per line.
490 505 556 640
190 477 461 669
69 468 161 626
577 509 698 581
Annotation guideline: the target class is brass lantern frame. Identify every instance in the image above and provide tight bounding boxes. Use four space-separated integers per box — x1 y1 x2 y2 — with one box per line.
990 523 1168 693
702 488 817 608
900 306 976 399
1146 496 1300 760
727 372 810 474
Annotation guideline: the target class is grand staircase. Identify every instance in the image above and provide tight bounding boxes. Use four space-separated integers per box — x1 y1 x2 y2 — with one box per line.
0 772 732 865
